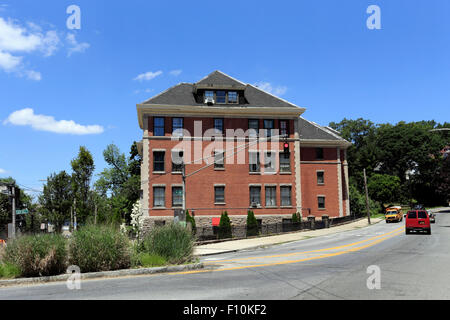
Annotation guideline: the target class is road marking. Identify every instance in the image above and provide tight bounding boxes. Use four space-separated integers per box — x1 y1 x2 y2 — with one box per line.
177 228 405 275
203 226 404 264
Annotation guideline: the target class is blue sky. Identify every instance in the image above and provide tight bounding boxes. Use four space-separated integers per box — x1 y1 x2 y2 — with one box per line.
1 0 449 197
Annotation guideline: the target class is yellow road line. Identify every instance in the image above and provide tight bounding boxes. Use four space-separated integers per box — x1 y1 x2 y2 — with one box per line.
174 228 404 276
203 226 404 264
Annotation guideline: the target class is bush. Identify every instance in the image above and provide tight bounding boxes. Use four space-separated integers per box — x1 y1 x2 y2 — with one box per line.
141 223 194 264
292 212 300 223
218 212 232 239
246 211 258 237
69 224 131 273
0 262 21 279
3 234 67 277
186 210 196 235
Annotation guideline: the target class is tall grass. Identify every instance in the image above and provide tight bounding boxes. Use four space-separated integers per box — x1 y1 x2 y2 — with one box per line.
3 234 67 277
69 224 131 273
141 223 195 264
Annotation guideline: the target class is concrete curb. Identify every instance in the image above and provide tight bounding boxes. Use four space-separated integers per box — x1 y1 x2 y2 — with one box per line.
0 263 204 288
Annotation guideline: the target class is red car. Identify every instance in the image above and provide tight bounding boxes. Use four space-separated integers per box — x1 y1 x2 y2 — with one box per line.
405 210 431 235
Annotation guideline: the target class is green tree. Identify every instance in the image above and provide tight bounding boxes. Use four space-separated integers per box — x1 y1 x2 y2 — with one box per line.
367 174 401 211
71 146 95 224
218 212 232 239
95 142 141 224
246 210 258 237
38 171 73 232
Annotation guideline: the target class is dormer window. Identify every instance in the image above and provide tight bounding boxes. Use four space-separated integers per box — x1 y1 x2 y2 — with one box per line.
228 91 238 104
203 90 240 104
205 91 214 100
216 91 226 104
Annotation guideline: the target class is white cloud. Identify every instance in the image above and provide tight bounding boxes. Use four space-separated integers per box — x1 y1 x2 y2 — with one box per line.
254 81 287 96
0 17 62 79
66 33 90 57
169 69 182 76
134 70 163 81
0 168 6 174
25 70 41 81
3 108 104 135
134 88 154 94
0 50 22 71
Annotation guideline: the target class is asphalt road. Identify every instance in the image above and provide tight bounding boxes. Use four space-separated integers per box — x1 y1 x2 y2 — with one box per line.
1 208 449 300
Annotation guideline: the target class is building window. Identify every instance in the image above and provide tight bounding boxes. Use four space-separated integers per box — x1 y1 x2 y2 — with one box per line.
249 152 260 173
317 171 325 184
205 91 214 100
316 148 324 160
172 118 183 137
281 186 292 206
228 91 238 104
280 152 291 173
214 186 225 203
172 151 184 173
216 91 226 104
250 186 261 206
264 152 276 173
280 120 289 136
214 151 225 169
214 118 224 135
248 119 259 138
264 119 274 138
318 196 326 209
265 186 277 207
154 117 165 136
153 187 165 207
153 151 165 172
172 187 183 207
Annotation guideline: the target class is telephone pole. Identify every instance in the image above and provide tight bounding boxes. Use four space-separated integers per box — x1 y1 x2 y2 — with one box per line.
364 169 371 225
182 161 186 213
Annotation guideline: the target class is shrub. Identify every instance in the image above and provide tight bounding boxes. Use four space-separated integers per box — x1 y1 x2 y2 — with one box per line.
141 223 194 264
218 211 232 239
292 212 300 223
246 211 258 237
3 234 67 277
186 210 196 235
69 224 131 273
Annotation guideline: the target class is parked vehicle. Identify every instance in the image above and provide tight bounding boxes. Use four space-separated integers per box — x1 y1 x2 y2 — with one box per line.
429 213 436 224
405 210 431 235
385 206 403 223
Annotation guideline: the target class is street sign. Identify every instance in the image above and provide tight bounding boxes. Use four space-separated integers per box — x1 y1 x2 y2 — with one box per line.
16 209 29 215
0 185 9 195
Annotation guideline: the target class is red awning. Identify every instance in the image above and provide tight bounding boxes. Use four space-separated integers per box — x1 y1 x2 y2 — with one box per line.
212 218 221 227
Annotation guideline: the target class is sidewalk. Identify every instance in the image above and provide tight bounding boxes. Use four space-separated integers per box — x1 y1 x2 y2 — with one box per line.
194 218 383 256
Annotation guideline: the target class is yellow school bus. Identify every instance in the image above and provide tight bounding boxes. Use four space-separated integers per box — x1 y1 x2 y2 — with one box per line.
385 206 403 223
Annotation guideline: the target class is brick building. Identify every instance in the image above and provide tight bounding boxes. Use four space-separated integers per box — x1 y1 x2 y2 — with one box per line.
136 71 351 232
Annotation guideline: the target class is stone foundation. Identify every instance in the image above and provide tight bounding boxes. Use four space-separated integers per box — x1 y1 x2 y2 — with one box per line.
142 214 295 238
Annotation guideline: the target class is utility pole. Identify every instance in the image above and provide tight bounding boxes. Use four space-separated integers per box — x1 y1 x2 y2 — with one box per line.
94 203 97 225
364 169 371 225
11 185 16 239
70 206 73 232
73 198 77 231
182 161 186 213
